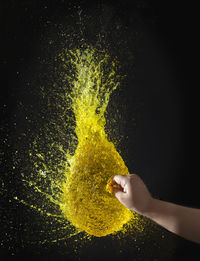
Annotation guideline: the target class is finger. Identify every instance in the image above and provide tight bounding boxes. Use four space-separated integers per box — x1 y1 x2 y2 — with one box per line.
113 175 127 188
111 185 123 193
114 190 125 202
110 179 118 186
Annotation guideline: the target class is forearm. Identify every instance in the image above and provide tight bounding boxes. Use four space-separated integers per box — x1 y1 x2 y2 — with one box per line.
145 199 200 244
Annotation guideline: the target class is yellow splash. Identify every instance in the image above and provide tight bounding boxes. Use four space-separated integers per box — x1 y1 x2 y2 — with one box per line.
58 47 134 237
15 46 144 242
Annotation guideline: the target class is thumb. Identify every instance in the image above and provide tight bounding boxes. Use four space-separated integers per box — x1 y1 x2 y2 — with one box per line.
112 187 125 202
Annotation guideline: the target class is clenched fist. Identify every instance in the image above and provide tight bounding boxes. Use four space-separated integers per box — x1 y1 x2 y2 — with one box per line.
110 174 153 215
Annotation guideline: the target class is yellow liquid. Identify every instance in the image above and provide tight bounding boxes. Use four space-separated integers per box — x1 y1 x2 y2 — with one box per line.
16 46 143 241
59 47 133 237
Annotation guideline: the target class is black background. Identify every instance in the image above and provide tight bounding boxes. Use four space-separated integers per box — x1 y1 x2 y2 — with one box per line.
1 0 200 260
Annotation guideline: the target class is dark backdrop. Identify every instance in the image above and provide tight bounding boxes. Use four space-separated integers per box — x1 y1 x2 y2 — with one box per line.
1 0 200 260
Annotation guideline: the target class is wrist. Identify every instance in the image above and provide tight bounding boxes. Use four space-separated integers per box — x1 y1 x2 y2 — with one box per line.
142 197 158 218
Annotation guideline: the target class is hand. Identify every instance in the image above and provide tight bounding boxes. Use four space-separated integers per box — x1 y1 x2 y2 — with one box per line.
111 174 153 215
111 174 200 243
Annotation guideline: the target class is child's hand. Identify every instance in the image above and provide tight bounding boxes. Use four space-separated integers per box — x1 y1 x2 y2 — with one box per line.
111 174 153 215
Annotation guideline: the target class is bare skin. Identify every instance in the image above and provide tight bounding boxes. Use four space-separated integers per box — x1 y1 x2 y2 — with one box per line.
111 174 200 244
